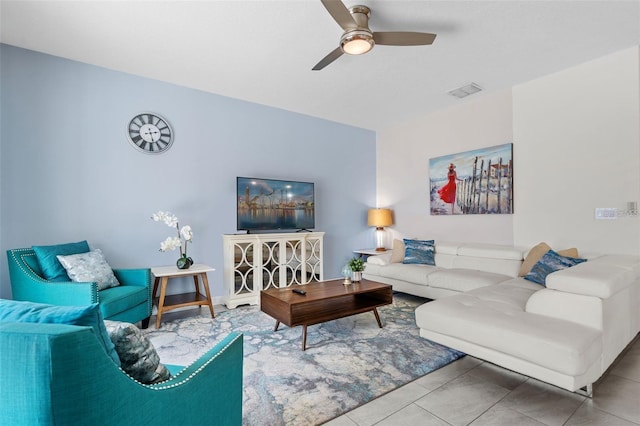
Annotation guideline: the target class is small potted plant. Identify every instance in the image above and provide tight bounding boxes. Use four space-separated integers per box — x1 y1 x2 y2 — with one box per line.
348 257 366 282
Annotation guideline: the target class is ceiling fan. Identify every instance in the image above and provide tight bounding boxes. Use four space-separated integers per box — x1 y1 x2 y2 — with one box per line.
312 0 437 70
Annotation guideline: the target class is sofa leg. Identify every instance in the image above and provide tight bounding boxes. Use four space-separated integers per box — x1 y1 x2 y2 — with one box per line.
577 384 593 398
141 317 151 329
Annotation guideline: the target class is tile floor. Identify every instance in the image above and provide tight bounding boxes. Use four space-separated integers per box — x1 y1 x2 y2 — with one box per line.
325 336 640 426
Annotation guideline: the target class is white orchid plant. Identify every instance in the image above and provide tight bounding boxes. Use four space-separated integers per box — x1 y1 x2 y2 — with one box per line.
151 211 193 258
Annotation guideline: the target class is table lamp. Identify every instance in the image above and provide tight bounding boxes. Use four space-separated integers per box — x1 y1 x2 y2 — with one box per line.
367 208 393 252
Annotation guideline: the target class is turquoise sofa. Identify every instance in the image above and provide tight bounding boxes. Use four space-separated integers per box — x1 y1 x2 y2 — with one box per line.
0 322 243 425
7 247 152 327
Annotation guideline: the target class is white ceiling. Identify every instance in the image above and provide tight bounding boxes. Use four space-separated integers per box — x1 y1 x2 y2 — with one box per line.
1 0 639 131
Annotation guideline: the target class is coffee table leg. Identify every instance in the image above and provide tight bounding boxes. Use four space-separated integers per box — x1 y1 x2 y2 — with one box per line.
274 321 280 332
302 325 308 351
373 307 383 328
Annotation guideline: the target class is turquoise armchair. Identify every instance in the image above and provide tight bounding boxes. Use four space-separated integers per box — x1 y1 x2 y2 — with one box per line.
0 322 243 425
7 248 152 328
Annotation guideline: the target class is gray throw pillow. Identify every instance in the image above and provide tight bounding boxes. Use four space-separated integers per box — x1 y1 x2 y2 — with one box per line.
57 249 120 291
104 320 171 384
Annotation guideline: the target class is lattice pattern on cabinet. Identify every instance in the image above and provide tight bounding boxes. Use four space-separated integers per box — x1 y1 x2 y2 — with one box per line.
223 232 324 308
232 242 255 295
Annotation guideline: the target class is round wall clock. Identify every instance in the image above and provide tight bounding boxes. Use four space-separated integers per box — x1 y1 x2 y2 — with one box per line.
127 112 174 154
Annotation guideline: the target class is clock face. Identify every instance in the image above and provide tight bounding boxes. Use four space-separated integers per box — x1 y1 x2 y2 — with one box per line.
127 113 174 154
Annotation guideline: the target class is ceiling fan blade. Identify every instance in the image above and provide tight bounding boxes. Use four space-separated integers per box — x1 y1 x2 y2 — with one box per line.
312 47 344 71
373 31 437 46
320 0 357 30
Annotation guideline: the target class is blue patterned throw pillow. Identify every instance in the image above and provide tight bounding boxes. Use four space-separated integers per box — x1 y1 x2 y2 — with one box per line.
524 249 587 286
402 239 436 265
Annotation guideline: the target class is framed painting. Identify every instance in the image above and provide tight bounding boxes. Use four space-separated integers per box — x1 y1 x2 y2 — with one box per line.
429 143 513 215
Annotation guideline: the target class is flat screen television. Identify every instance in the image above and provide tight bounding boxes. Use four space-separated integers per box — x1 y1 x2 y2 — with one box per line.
236 177 315 232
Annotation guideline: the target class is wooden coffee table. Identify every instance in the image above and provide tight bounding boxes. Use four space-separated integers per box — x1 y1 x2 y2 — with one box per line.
260 279 393 350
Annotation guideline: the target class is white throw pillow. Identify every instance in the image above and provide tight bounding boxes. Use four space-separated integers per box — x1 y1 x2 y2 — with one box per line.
367 253 392 266
390 239 405 263
57 249 120 291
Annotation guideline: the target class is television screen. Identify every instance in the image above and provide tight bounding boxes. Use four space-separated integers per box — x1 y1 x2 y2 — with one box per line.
237 177 315 231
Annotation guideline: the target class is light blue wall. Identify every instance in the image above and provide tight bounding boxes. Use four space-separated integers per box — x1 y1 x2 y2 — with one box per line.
0 44 377 299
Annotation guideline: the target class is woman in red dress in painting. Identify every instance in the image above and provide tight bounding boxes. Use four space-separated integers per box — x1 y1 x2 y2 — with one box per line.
437 163 459 214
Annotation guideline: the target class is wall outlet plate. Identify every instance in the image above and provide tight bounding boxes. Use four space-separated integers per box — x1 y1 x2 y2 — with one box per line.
595 208 617 220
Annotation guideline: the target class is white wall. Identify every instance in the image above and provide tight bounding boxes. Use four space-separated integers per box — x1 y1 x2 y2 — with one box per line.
377 46 640 256
513 47 640 254
377 88 515 245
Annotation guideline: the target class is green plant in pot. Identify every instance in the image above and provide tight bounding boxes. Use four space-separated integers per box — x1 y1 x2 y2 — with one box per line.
348 257 365 282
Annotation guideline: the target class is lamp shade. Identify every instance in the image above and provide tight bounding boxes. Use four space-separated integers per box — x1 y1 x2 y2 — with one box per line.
367 208 393 228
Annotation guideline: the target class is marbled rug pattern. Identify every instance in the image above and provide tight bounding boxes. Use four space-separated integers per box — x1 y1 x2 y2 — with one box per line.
144 292 464 425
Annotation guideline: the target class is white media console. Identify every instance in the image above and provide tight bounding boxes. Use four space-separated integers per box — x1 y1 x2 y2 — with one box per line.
222 232 324 308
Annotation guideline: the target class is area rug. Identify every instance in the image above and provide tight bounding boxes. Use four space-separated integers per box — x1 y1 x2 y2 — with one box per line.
143 292 464 425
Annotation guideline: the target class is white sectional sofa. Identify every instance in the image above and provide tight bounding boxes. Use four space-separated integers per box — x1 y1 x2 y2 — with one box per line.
363 241 640 395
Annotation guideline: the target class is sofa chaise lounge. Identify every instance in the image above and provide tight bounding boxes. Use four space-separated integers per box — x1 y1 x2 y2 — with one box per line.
363 241 640 395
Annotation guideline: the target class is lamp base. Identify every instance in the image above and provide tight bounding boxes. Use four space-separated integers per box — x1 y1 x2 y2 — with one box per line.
374 227 388 253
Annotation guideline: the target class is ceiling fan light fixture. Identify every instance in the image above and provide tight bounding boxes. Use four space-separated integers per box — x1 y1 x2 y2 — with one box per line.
314 0 436 70
340 30 374 55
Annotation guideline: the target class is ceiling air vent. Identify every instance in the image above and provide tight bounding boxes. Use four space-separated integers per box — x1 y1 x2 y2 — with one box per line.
448 82 482 99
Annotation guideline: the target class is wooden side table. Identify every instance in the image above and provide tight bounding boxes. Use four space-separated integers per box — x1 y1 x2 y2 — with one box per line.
151 264 215 329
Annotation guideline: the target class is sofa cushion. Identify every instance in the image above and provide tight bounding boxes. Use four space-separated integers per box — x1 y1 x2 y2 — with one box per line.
427 269 512 292
104 320 170 384
466 279 542 307
0 299 120 366
98 285 150 318
519 242 579 277
32 240 90 281
57 249 121 291
433 243 460 268
403 239 435 265
524 250 587 286
457 244 525 261
434 242 460 255
525 288 603 330
415 286 602 376
546 257 638 298
585 254 640 276
451 256 522 277
377 263 438 285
